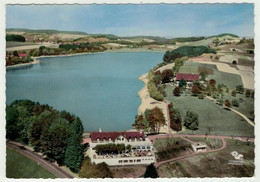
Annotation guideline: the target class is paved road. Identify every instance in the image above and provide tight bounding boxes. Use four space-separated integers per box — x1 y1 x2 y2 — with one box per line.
6 141 75 178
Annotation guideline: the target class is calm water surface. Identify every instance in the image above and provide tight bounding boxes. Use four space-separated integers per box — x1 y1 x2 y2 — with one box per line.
6 52 163 131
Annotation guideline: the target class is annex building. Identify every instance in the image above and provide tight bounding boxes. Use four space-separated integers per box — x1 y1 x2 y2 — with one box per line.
88 130 156 166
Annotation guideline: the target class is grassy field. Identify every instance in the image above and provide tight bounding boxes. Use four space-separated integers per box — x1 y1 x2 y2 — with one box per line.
6 41 37 48
223 93 254 120
164 85 254 137
157 139 254 177
183 61 243 89
178 65 198 74
6 148 56 179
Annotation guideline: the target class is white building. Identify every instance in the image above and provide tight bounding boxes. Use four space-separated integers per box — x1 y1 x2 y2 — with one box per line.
88 130 156 166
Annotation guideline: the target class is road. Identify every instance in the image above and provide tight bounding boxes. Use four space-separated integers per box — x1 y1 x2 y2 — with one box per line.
6 141 75 178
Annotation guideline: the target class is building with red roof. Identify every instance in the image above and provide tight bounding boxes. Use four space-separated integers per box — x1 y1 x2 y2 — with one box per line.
18 53 27 58
88 130 155 166
176 73 199 82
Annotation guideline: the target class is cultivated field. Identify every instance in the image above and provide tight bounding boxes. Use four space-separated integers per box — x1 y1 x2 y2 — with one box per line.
164 85 254 137
6 148 56 178
178 65 198 74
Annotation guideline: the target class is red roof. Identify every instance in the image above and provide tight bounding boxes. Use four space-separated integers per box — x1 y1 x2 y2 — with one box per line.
18 53 27 58
82 138 91 144
90 131 145 141
176 73 199 81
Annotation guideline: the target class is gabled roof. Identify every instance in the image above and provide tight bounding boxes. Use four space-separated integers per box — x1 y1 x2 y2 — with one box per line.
176 73 199 81
18 53 27 57
90 131 145 141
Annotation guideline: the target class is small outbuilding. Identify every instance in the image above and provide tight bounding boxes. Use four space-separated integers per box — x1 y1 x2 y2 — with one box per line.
191 142 207 152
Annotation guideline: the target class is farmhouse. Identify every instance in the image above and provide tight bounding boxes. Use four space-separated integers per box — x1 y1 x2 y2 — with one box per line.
176 73 199 86
88 130 156 166
18 53 27 58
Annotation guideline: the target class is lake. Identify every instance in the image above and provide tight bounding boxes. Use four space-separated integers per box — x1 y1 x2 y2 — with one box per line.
6 52 164 131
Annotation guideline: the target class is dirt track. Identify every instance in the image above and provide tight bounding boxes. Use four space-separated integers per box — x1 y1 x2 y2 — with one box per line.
6 141 75 178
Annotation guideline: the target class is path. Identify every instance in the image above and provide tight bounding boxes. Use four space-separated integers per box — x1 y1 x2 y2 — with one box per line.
6 141 75 178
205 95 255 127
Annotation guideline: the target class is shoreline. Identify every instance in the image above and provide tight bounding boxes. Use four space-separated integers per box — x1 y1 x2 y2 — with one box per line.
6 47 167 69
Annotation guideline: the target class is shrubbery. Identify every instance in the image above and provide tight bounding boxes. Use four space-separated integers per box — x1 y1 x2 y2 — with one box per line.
147 71 164 101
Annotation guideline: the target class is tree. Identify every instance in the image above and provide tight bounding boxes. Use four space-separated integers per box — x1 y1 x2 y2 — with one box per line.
168 104 182 131
173 87 181 96
236 85 244 94
225 100 231 108
184 111 199 130
6 106 19 140
200 71 208 81
64 117 84 173
191 85 201 96
209 79 216 87
245 89 251 97
13 51 18 57
144 163 158 178
161 69 173 83
231 90 236 97
179 78 187 87
145 107 165 133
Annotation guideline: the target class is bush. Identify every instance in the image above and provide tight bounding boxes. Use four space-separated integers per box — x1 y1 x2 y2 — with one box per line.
144 163 158 178
245 89 251 97
184 111 199 130
236 85 244 94
198 93 204 99
173 87 181 96
232 99 239 107
231 90 236 97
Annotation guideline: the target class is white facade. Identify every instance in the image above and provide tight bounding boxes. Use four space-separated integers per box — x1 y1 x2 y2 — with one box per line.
88 133 156 166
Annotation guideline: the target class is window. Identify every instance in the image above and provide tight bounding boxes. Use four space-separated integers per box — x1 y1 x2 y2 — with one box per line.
142 146 145 149
129 160 133 163
137 159 141 162
137 146 140 149
124 160 128 163
119 160 122 163
147 146 150 149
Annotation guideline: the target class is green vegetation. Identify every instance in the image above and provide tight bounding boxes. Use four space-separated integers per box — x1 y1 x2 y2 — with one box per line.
164 85 254 137
184 111 199 130
147 71 164 101
133 107 165 133
171 36 205 43
6 34 26 42
168 103 182 131
6 148 56 178
164 46 216 63
79 157 113 178
144 163 158 178
179 65 198 74
6 99 84 173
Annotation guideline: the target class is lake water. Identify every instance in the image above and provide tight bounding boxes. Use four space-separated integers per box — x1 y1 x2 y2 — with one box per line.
6 52 163 131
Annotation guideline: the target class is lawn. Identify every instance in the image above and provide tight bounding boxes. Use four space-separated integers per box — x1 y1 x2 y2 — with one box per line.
157 139 254 177
6 148 56 179
183 61 243 90
223 93 254 120
164 85 254 137
178 65 198 74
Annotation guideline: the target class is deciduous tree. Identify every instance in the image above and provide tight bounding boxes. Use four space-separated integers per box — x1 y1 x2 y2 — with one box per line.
184 111 199 130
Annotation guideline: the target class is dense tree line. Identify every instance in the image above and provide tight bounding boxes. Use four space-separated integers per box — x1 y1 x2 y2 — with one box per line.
163 46 216 63
6 34 26 42
6 99 84 173
168 103 182 131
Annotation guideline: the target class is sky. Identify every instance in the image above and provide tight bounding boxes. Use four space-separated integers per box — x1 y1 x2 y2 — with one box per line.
6 4 254 38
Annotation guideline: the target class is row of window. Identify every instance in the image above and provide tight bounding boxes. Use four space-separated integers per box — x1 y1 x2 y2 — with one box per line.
136 146 151 149
118 158 153 163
